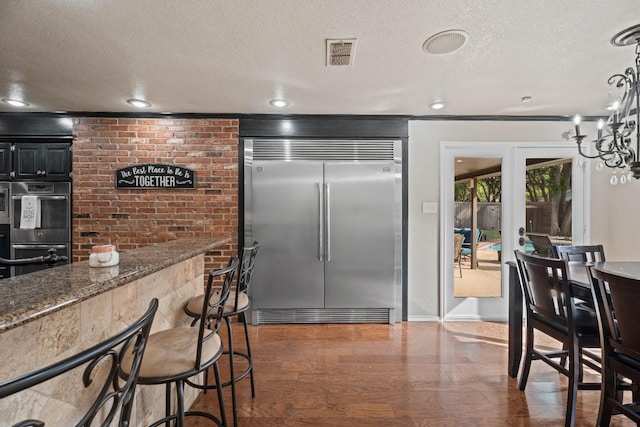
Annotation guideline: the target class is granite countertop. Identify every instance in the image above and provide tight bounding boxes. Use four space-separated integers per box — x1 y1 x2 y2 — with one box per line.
0 237 230 332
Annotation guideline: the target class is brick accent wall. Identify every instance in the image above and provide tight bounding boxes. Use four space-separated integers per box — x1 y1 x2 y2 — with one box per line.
72 117 238 273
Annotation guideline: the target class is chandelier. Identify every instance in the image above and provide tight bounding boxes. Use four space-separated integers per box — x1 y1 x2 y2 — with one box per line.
573 24 640 185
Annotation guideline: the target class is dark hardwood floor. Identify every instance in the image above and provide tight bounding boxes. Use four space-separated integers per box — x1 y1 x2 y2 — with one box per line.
187 321 634 426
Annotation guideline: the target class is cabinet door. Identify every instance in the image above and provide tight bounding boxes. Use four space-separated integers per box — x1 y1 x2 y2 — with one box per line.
42 144 71 180
0 144 11 180
13 144 40 180
13 143 71 181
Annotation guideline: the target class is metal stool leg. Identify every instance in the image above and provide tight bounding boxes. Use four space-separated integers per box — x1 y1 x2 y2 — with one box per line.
176 380 186 427
241 312 256 398
165 382 172 427
214 361 228 427
225 315 238 426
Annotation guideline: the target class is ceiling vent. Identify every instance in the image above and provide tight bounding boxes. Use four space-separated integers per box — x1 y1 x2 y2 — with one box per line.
326 39 357 66
422 30 468 55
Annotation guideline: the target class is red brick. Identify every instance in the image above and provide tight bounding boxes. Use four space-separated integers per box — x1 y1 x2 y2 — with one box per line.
72 117 239 274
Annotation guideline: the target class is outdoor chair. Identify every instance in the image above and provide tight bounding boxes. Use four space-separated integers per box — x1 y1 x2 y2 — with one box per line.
453 233 464 277
455 228 482 267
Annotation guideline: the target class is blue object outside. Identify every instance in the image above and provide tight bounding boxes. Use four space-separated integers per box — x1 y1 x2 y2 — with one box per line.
482 241 535 252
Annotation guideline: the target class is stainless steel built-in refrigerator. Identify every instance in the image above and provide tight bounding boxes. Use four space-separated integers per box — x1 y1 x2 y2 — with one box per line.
245 140 402 324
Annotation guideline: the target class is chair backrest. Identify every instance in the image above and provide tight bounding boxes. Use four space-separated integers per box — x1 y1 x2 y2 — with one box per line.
0 298 158 427
195 256 239 370
554 244 605 263
514 250 573 328
454 228 481 247
589 265 640 357
453 233 463 261
233 241 260 311
526 233 554 257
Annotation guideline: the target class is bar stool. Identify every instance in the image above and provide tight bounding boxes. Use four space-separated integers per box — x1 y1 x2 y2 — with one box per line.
184 241 260 426
122 256 239 427
0 298 158 426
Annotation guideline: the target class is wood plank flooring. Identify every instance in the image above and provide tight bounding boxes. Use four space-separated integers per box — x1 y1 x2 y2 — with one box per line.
186 321 635 426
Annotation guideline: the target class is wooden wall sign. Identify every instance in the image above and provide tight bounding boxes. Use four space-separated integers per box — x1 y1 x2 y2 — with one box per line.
115 163 195 189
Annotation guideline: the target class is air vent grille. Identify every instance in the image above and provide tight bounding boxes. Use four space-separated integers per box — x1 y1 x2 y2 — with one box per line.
254 308 392 324
326 39 357 66
253 140 395 161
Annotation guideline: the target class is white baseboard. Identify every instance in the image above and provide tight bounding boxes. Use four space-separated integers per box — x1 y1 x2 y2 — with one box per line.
406 316 441 322
443 314 508 322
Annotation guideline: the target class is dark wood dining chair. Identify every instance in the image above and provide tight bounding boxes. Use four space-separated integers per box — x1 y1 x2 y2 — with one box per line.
553 244 606 263
514 250 601 427
526 232 555 257
588 265 640 426
0 298 158 427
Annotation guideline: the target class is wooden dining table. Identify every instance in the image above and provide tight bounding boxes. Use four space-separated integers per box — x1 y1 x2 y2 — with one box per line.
507 260 640 378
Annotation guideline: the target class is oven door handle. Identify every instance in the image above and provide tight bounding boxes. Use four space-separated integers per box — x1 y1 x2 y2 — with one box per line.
12 195 67 200
12 244 68 250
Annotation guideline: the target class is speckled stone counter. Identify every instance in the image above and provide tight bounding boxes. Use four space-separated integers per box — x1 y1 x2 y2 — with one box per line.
0 237 229 332
0 237 230 427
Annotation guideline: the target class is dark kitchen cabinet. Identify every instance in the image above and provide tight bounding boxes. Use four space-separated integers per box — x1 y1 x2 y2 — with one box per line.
0 144 11 181
13 143 71 181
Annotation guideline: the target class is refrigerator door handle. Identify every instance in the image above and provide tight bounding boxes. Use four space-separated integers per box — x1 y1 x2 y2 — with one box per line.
325 182 331 262
318 182 324 261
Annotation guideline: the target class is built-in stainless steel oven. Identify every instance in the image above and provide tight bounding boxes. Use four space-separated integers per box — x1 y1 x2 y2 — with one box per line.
10 181 71 276
0 182 10 278
0 182 10 225
11 243 70 276
10 182 71 243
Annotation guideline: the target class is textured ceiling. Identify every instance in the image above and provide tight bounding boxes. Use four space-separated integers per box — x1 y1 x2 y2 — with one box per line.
0 0 638 116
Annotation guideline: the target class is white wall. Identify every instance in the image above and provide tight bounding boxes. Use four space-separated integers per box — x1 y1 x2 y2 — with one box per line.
590 170 640 261
407 119 618 319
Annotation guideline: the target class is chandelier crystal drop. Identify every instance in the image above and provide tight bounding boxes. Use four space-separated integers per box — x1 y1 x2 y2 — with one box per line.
573 24 640 183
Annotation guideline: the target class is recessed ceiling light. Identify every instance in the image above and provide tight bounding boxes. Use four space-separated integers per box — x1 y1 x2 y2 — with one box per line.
269 99 289 108
430 102 446 110
2 98 29 107
127 99 151 108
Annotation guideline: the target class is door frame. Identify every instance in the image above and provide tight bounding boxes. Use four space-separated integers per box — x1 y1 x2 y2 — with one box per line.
439 141 589 321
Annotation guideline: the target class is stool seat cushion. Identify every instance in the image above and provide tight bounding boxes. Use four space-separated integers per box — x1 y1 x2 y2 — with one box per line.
186 292 249 317
122 327 222 379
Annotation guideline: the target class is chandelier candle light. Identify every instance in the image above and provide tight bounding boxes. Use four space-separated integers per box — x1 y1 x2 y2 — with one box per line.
573 24 640 185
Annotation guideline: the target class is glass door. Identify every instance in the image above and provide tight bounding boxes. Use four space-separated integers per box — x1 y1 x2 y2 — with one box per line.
441 142 587 321
512 147 586 259
453 158 503 299
442 144 512 320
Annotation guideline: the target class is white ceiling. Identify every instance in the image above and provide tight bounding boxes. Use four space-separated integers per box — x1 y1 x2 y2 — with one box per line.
0 0 638 116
